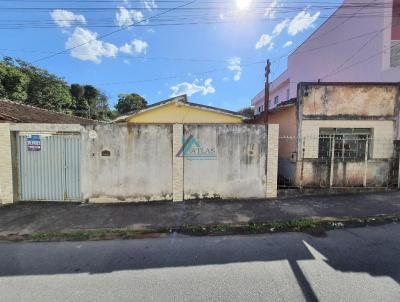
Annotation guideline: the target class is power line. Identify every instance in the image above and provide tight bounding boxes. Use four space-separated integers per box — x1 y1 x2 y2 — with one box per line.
31 0 197 63
321 43 397 80
0 14 394 30
321 21 393 80
97 59 268 86
0 26 385 65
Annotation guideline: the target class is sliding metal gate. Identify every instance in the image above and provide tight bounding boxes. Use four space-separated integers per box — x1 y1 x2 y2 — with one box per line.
18 134 81 201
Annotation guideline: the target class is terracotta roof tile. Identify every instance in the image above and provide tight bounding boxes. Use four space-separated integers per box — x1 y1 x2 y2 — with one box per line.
0 99 97 125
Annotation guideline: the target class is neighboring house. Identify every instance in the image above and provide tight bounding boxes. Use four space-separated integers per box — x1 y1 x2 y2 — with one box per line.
0 99 96 125
114 95 247 124
252 0 400 113
269 82 399 187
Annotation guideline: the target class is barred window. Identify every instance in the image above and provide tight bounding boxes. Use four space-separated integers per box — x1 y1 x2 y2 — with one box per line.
318 128 372 160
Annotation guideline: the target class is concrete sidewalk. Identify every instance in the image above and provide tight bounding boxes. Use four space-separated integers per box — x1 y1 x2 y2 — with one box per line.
1 191 400 235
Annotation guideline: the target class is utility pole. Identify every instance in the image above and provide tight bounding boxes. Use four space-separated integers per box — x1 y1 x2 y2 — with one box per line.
264 59 271 124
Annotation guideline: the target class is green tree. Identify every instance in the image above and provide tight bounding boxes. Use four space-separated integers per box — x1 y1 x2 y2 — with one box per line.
238 106 255 118
69 83 113 120
0 60 30 103
17 60 73 112
70 84 90 118
115 93 147 114
0 57 115 121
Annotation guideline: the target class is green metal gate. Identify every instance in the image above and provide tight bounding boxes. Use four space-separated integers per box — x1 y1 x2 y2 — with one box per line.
18 134 81 201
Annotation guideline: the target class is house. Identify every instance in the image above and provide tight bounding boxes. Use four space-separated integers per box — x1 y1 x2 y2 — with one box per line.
252 0 400 115
269 82 399 188
0 99 96 125
114 95 247 124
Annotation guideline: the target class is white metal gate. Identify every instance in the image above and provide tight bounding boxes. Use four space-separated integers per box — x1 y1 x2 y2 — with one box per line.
18 133 81 201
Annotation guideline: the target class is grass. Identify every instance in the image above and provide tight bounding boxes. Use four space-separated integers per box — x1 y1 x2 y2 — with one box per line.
179 219 317 236
0 215 398 242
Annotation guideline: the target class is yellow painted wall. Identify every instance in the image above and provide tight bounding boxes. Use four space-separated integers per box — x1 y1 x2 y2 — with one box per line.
126 102 244 124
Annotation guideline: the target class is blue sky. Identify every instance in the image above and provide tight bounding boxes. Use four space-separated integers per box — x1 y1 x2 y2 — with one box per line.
0 0 340 111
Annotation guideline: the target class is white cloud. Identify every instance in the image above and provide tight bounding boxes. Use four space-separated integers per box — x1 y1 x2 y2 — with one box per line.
120 39 148 54
170 78 216 97
272 18 289 35
123 59 130 64
50 9 86 28
264 0 278 18
143 0 157 10
255 34 273 49
256 18 289 51
283 40 293 48
115 6 145 27
65 27 118 63
288 10 320 36
228 57 241 81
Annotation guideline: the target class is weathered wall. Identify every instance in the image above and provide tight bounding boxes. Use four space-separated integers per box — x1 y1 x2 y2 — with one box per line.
81 124 173 202
300 84 398 118
6 123 279 203
294 160 391 187
298 120 394 187
301 120 395 159
183 124 268 199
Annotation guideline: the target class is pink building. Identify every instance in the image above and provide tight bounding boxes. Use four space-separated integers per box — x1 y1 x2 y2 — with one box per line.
252 0 400 113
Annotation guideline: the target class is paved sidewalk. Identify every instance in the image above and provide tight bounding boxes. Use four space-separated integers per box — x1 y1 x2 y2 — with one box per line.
0 191 400 235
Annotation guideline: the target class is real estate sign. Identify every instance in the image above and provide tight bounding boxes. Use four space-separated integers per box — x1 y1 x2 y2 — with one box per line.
27 135 41 151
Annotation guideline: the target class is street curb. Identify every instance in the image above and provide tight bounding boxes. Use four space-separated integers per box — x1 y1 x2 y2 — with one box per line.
0 214 399 242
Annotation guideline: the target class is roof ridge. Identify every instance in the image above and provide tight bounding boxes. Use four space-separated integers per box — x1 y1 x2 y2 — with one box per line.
0 98 98 122
113 94 248 122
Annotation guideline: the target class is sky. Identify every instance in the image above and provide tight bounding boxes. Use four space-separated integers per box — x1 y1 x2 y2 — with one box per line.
0 0 341 111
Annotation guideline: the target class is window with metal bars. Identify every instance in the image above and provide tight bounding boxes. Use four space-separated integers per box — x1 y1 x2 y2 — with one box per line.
318 128 372 160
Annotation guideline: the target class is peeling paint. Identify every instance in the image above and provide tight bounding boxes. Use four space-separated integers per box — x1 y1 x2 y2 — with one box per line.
302 85 397 118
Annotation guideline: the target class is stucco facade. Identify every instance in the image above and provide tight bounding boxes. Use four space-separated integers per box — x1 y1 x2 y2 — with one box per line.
268 83 399 187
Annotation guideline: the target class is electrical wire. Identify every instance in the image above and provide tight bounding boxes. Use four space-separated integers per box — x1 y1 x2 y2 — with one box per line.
31 0 197 63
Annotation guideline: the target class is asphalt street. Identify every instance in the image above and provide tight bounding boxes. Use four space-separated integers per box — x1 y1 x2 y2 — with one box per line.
0 224 399 301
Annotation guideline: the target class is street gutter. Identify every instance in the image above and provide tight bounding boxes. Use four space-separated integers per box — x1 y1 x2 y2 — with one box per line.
1 214 399 242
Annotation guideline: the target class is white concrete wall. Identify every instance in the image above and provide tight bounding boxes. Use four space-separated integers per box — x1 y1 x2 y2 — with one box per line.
81 124 173 202
182 124 271 199
4 123 280 203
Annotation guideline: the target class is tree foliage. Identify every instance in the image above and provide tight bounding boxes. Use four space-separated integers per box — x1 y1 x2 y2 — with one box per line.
238 106 255 118
0 58 30 103
19 61 74 112
69 83 113 120
0 57 118 121
115 93 147 114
